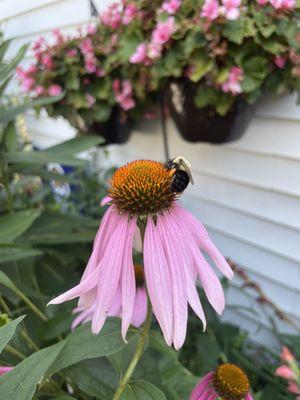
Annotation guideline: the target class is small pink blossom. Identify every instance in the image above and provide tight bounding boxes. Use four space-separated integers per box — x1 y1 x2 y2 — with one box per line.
85 94 96 107
275 365 296 380
21 77 35 92
83 77 91 85
160 0 182 14
151 17 176 45
52 28 64 45
26 63 38 75
147 42 163 59
87 24 97 35
123 3 138 25
85 56 97 73
100 3 122 29
221 66 243 95
48 84 62 97
274 55 286 68
281 346 296 363
79 38 93 56
288 381 300 395
220 0 241 20
113 79 136 111
96 68 105 77
0 366 13 376
66 49 77 58
16 67 27 80
32 36 46 52
201 0 219 20
41 54 53 70
130 42 148 64
269 0 295 9
34 85 44 96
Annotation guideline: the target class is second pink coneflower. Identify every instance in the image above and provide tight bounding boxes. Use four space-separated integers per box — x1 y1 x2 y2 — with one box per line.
49 159 233 349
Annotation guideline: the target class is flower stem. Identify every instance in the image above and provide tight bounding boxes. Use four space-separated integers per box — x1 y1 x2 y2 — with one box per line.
112 301 152 400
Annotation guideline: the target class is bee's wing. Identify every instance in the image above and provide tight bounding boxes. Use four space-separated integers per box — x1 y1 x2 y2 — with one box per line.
179 159 194 185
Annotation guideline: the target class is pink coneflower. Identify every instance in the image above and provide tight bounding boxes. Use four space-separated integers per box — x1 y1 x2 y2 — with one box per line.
72 264 147 330
0 366 13 376
49 159 232 349
190 364 254 400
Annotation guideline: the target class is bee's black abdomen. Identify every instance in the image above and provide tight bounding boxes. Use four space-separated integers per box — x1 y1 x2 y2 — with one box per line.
170 170 189 193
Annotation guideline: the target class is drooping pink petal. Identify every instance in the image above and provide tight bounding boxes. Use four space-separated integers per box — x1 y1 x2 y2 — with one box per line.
48 267 100 305
166 211 207 330
193 249 225 315
157 214 188 349
189 372 214 400
245 394 255 400
91 216 134 334
174 205 233 279
131 287 148 327
144 217 173 346
108 286 122 316
71 306 94 330
121 217 137 340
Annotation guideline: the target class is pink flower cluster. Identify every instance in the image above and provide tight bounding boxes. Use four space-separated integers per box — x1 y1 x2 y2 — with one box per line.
130 17 176 64
221 66 243 95
113 79 135 110
100 2 141 29
257 0 295 10
201 0 242 21
79 38 97 73
275 346 300 398
159 0 182 14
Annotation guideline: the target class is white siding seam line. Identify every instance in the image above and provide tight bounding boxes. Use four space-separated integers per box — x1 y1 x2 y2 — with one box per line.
223 142 300 162
4 19 92 41
0 0 66 23
255 112 300 124
186 191 300 234
206 223 300 265
193 168 300 200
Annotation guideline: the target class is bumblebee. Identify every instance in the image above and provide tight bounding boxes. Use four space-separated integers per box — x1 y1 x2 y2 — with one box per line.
164 156 194 193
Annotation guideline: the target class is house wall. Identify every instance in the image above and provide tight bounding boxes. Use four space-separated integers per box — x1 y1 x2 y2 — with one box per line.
2 0 300 346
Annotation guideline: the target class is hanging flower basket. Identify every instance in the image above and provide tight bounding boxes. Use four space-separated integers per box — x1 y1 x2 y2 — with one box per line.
83 107 133 145
167 80 254 144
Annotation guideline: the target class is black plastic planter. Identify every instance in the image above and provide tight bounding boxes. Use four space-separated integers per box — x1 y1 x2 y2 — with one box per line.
86 107 133 145
167 81 254 144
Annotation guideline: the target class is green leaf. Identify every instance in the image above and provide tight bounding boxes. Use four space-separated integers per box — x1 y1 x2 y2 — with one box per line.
0 209 41 243
67 358 117 399
47 318 134 376
0 94 64 125
0 270 19 292
0 39 12 63
0 341 65 400
3 150 87 167
0 44 28 84
2 122 17 151
222 19 256 44
46 135 103 156
120 381 167 400
65 69 80 90
189 52 214 82
0 316 25 354
0 243 42 264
